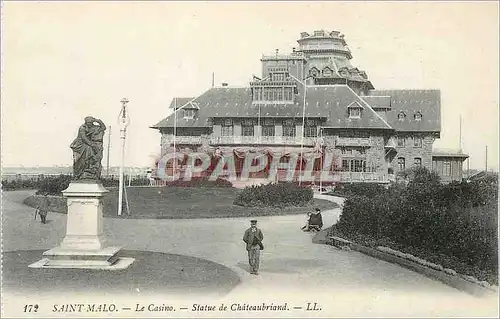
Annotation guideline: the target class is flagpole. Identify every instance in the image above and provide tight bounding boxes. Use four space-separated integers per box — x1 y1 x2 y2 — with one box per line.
288 71 310 186
106 125 111 177
459 114 462 152
319 128 323 192
118 98 130 216
173 97 177 180
299 79 306 185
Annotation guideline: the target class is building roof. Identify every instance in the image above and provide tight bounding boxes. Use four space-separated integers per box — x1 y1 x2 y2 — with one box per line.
368 89 441 132
168 97 195 109
361 96 391 109
432 148 469 158
151 85 393 130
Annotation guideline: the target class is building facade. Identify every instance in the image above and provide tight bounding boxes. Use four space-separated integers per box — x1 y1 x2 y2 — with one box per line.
152 30 464 183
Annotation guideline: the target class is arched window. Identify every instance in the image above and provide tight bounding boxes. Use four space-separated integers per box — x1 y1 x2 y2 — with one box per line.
398 111 406 121
397 157 405 171
414 111 422 121
414 157 422 167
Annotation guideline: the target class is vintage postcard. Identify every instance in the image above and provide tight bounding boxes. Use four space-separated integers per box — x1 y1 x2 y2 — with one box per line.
1 1 499 318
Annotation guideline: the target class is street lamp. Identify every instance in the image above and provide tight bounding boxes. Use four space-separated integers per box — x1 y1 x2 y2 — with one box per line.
118 97 130 216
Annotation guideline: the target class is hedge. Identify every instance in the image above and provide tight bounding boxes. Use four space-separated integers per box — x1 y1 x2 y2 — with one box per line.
164 177 233 188
234 182 313 207
336 167 498 283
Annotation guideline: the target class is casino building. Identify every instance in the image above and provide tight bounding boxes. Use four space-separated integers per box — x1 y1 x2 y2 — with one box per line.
151 30 468 183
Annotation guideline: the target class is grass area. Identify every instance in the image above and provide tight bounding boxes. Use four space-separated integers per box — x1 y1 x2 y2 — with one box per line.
3 250 239 296
104 187 337 219
25 187 338 219
327 225 499 286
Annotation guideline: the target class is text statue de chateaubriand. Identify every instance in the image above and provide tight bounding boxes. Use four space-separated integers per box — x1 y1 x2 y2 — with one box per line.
70 116 106 180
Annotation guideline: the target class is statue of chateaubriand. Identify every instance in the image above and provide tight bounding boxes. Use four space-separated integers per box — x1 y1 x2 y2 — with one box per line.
70 116 106 180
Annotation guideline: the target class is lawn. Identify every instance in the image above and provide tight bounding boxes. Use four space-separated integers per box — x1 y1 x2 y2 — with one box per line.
25 186 338 219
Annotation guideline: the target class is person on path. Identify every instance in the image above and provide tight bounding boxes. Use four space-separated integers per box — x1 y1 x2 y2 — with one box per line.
36 194 49 224
302 207 323 232
308 207 323 231
243 220 264 275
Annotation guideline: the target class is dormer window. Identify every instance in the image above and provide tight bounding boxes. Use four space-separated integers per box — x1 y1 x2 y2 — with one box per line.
347 101 363 119
349 108 361 118
183 109 195 119
414 111 422 121
398 111 406 121
309 67 319 77
323 67 333 77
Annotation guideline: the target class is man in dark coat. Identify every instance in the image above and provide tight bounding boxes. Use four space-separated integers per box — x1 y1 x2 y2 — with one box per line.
243 220 264 275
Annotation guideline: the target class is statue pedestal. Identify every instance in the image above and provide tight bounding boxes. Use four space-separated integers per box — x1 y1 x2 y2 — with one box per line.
29 181 134 270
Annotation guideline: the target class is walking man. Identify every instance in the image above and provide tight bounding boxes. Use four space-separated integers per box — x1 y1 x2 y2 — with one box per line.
36 193 49 224
243 220 264 275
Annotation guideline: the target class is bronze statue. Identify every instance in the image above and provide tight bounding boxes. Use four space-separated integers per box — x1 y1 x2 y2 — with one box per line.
70 116 106 180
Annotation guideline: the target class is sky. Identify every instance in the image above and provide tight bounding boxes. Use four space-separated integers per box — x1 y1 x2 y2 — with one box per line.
1 1 498 170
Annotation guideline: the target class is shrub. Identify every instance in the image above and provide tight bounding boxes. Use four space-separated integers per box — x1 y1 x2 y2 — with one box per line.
36 175 72 195
234 182 313 207
337 167 498 282
333 183 388 198
165 177 233 188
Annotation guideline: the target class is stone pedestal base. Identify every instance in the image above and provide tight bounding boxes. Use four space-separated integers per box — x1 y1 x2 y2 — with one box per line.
29 181 134 270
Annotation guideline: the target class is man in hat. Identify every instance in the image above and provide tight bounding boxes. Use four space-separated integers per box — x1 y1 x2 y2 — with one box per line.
35 193 49 224
243 219 264 275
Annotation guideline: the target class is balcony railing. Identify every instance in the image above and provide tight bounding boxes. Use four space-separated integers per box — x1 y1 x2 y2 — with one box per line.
337 172 388 182
169 136 203 144
336 137 372 147
210 136 316 146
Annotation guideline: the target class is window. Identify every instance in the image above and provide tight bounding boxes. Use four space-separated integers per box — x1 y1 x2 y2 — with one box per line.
349 108 361 118
310 68 319 77
341 159 366 172
398 157 405 171
413 137 422 148
262 125 275 136
242 125 254 136
443 161 451 176
263 118 274 125
414 157 422 167
342 159 349 171
414 112 422 121
283 125 296 137
183 109 194 119
304 126 317 137
339 147 352 156
398 111 406 121
323 67 333 77
397 137 405 147
277 89 283 101
221 119 233 136
352 159 366 172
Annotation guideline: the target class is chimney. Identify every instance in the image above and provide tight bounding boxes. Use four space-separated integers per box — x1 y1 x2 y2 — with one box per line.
221 83 228 87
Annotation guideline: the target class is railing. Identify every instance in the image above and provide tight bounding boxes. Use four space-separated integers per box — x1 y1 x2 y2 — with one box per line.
336 137 372 147
209 136 316 146
169 136 203 144
337 172 388 182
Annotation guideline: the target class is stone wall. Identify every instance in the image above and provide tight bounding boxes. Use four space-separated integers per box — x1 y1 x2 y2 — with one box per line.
391 133 435 172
